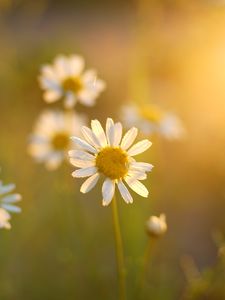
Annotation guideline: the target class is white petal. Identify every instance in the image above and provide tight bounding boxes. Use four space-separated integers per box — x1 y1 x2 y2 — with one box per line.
130 162 154 172
120 127 138 150
28 143 51 160
40 65 56 79
0 184 15 195
82 70 106 93
69 158 95 168
64 92 76 108
159 114 185 140
82 69 97 84
78 89 96 106
68 150 95 160
54 55 69 79
106 118 115 146
127 170 147 181
127 139 152 156
2 194 22 203
117 180 133 204
91 120 107 147
72 167 97 178
29 135 49 144
71 137 97 153
45 153 63 170
94 78 106 93
43 90 62 103
105 119 123 147
0 220 11 230
113 122 122 146
136 173 147 180
39 76 60 90
125 176 149 197
80 173 100 193
69 55 84 76
102 179 115 206
81 126 101 148
1 204 22 213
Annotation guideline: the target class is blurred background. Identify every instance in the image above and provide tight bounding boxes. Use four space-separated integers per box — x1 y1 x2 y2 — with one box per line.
1 0 225 299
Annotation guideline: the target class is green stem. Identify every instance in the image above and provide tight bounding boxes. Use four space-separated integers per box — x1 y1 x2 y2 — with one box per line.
111 195 127 300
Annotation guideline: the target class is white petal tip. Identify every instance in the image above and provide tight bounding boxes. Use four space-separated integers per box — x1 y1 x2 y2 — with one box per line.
148 164 154 171
17 195 22 201
102 201 109 207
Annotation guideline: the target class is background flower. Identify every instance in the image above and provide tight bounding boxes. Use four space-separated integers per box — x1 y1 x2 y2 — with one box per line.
39 54 106 108
28 110 87 170
122 104 185 140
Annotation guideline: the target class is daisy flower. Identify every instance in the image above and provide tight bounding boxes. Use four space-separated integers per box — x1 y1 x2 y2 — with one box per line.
122 103 185 140
69 118 153 206
0 181 22 229
146 214 167 237
28 110 86 170
39 54 106 108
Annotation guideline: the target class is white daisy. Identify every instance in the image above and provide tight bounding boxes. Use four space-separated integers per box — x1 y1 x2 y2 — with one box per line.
28 110 86 170
146 214 167 237
39 54 106 108
122 104 185 140
69 118 153 206
0 181 22 229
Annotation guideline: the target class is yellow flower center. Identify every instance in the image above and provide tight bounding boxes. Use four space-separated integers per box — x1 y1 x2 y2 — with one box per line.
139 105 164 123
95 147 129 180
62 77 83 93
51 132 70 150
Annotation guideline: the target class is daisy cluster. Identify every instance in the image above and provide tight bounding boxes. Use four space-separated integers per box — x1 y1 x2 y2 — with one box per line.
29 54 106 170
28 52 183 209
27 52 155 206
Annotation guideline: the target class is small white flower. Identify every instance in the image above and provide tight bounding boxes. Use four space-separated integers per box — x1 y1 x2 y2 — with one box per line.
69 118 153 206
0 180 22 229
122 104 185 140
28 110 87 170
39 54 106 108
146 214 167 237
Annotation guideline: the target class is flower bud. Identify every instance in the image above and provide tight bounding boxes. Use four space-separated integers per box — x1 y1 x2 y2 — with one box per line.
146 214 167 237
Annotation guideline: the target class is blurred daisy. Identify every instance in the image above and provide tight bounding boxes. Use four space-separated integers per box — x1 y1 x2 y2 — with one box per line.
122 104 185 140
39 54 106 108
0 181 22 229
28 110 86 170
146 214 167 237
69 118 153 206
